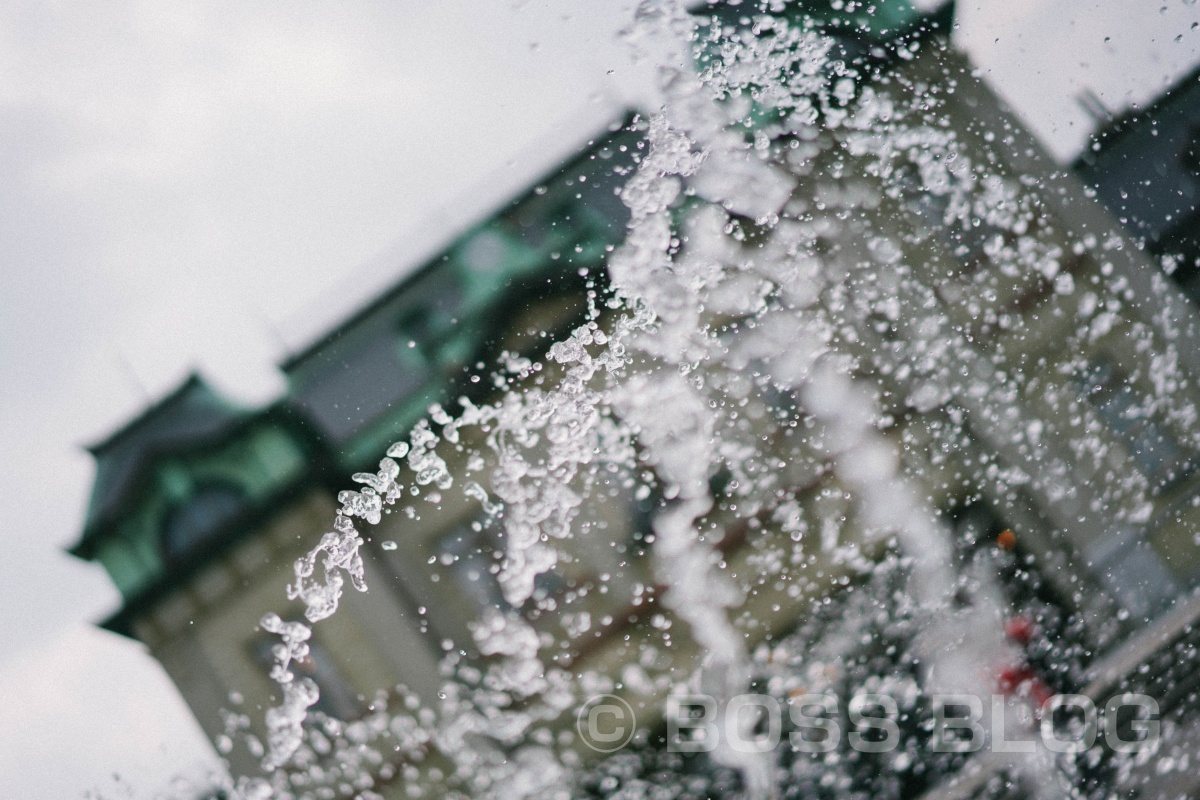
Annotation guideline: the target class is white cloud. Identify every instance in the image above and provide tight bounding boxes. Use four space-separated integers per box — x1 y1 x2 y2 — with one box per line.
955 0 1200 160
0 625 218 798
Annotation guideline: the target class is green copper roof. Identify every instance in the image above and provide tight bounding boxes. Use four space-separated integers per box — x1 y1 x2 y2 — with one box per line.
70 116 642 623
77 375 246 552
280 121 640 466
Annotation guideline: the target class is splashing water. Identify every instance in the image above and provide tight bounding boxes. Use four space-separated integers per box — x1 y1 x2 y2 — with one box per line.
217 3 1200 799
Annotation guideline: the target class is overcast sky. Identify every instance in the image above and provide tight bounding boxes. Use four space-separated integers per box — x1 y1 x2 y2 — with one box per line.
0 1 1197 797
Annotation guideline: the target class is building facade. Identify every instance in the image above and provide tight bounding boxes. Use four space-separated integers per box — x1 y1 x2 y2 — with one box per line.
71 120 642 785
1076 64 1200 304
72 3 1200 798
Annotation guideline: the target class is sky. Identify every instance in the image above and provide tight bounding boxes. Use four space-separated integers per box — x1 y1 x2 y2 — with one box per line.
0 1 1197 797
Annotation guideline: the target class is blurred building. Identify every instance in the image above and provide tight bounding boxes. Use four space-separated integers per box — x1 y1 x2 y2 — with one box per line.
70 120 643 782
1075 64 1200 303
71 2 1200 799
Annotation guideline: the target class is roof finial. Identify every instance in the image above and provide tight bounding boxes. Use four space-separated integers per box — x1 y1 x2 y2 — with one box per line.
116 350 152 403
1076 88 1112 130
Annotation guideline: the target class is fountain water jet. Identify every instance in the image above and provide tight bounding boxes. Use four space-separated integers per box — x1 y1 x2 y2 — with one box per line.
216 3 1200 799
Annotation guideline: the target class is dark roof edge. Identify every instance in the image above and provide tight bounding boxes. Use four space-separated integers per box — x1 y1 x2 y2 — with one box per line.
69 400 321 560
1073 61 1200 170
85 373 232 455
279 110 640 374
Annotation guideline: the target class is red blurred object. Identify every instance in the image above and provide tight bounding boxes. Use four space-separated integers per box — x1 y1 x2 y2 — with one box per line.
1004 615 1035 645
996 664 1054 711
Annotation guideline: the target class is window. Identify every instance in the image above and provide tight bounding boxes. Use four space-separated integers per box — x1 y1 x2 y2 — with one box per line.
435 515 572 620
250 624 363 721
293 333 429 443
394 270 464 361
909 189 994 272
436 518 511 615
1080 358 1193 489
162 483 246 563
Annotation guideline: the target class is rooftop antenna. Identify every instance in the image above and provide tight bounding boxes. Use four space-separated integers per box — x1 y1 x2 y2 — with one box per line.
251 304 292 363
1077 88 1113 129
116 350 152 403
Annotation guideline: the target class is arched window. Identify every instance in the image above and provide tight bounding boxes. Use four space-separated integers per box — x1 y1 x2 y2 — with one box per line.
162 482 246 563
